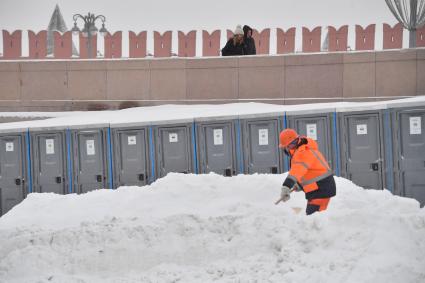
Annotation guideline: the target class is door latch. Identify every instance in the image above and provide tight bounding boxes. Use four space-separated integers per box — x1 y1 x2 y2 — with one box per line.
55 176 62 184
96 175 103 182
15 178 21 186
371 163 379 171
138 174 145 181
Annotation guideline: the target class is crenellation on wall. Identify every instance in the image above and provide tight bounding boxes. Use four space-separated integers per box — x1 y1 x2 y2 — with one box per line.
1 25 423 60
276 27 296 54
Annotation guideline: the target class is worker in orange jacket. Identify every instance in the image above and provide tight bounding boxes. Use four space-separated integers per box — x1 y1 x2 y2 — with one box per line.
277 128 336 215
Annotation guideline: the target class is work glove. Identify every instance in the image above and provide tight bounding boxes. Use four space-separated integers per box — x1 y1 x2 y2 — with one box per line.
293 183 302 192
281 185 292 202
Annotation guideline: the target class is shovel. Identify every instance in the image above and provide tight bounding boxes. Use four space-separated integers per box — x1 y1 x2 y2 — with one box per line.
274 187 295 205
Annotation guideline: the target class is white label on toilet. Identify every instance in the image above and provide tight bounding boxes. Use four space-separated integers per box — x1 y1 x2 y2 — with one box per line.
46 139 54 154
409 117 421 135
259 129 269 145
213 129 223 145
169 133 178 143
356 124 367 135
306 124 317 140
128 136 137 145
5 142 14 152
86 140 95 155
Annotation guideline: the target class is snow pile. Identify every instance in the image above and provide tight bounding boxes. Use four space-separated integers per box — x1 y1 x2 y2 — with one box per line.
0 173 424 283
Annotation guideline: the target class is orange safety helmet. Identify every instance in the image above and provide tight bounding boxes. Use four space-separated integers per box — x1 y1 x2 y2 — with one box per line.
279 128 299 148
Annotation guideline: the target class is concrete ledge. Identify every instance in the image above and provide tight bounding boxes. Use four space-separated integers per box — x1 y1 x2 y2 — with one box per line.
0 62 20 71
376 60 416 97
343 62 375 98
150 58 186 69
239 55 284 67
68 60 108 71
285 53 343 66
0 49 423 111
417 48 425 60
106 59 150 70
20 61 67 72
186 57 238 68
343 52 375 64
375 49 417 62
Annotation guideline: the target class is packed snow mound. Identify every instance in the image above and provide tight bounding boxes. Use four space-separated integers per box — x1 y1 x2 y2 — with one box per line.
0 173 424 283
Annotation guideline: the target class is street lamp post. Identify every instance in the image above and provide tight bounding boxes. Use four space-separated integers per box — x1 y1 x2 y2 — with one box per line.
71 13 108 58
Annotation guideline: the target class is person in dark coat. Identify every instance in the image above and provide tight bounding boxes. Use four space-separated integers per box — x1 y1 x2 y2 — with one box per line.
243 25 256 55
221 25 246 56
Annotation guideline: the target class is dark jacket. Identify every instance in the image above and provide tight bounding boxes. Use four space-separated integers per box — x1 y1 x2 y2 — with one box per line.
243 25 256 55
221 38 246 56
305 174 336 200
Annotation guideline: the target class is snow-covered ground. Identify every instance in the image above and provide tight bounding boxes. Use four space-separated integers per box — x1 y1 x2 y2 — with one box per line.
0 173 424 283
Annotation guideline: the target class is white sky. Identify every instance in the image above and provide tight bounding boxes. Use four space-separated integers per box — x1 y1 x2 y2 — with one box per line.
0 0 402 56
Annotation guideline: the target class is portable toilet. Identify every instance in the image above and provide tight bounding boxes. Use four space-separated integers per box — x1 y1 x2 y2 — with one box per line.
110 121 152 188
153 119 195 178
285 107 338 174
70 124 111 193
240 112 284 174
337 103 389 190
388 98 425 206
195 115 238 176
30 126 69 194
0 128 28 216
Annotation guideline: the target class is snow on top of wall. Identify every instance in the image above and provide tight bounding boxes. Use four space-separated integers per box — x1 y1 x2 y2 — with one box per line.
0 96 424 132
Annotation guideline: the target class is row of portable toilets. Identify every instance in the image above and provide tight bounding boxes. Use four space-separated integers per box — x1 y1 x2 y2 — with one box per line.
0 103 424 215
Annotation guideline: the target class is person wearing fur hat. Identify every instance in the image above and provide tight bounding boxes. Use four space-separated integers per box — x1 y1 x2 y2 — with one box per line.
243 25 256 55
221 25 246 56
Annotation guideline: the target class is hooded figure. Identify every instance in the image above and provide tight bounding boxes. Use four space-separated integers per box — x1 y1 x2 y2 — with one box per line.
243 25 256 55
277 128 336 215
221 25 246 56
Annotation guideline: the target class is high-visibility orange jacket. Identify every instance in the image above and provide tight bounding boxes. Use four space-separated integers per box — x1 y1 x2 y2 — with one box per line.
283 137 335 198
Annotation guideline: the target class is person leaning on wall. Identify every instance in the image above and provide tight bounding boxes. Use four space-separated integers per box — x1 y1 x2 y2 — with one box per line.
243 25 256 55
221 25 246 56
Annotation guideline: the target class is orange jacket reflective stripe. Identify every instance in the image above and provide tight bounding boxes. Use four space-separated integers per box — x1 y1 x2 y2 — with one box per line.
287 137 333 193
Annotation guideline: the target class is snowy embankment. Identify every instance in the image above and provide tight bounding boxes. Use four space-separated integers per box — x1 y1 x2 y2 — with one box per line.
0 173 424 283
